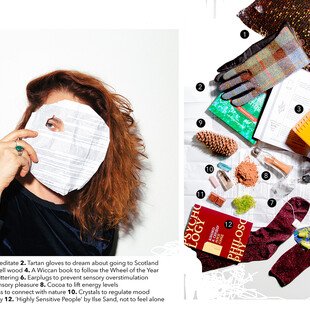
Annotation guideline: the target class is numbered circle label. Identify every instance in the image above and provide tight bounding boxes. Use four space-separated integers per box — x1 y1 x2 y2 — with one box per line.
268 198 277 208
205 165 214 174
196 83 205 92
261 171 271 180
294 105 304 114
196 119 206 128
196 190 205 199
224 220 233 229
240 30 249 39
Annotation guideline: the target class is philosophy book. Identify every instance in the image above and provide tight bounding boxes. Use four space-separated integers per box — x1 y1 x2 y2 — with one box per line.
184 205 253 262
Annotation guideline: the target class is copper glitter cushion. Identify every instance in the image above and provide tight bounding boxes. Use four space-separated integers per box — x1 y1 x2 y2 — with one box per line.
238 0 310 71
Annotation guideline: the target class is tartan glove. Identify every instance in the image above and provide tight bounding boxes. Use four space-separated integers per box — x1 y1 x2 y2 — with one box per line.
215 24 310 106
215 31 278 75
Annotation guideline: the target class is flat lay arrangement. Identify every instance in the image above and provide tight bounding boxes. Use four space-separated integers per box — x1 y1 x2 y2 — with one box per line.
184 0 310 289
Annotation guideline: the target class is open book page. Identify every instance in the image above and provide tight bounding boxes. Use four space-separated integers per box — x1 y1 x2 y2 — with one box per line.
254 70 310 157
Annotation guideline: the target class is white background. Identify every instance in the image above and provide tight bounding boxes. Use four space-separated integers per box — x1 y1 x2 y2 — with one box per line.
0 0 309 309
0 2 184 309
0 29 178 255
184 0 310 301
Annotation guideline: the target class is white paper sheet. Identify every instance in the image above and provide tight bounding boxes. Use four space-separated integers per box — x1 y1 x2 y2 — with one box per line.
254 70 310 157
25 100 110 195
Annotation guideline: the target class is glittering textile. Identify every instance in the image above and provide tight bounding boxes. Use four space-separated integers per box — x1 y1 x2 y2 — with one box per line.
238 0 310 71
269 243 310 286
217 24 309 106
195 197 310 272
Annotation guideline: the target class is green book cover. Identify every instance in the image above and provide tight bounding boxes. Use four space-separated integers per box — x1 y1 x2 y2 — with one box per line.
208 93 267 144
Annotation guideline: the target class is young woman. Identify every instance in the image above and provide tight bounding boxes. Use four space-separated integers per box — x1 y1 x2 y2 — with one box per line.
0 70 144 255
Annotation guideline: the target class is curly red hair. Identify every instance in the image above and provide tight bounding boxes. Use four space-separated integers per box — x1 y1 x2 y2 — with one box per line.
17 70 145 238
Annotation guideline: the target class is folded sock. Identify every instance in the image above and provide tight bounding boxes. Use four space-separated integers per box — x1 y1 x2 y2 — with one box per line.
196 197 310 272
269 243 310 287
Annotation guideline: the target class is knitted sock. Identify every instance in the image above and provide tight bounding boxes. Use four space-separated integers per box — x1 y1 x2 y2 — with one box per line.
269 244 310 287
196 197 310 272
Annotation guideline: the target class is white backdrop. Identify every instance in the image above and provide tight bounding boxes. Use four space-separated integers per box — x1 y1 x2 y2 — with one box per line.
184 0 310 300
0 0 309 308
0 29 178 255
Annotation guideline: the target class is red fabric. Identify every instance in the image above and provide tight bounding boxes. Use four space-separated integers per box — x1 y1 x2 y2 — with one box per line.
269 244 310 286
195 197 310 272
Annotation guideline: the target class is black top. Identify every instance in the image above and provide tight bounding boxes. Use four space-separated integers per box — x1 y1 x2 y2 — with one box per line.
0 179 115 256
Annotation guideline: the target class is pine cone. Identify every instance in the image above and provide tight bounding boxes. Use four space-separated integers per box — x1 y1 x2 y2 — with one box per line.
196 130 238 157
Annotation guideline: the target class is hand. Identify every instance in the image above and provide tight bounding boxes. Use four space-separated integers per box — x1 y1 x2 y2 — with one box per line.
0 129 39 193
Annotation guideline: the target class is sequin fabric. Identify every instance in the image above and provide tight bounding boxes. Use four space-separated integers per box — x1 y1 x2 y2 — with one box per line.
269 243 310 287
238 0 310 71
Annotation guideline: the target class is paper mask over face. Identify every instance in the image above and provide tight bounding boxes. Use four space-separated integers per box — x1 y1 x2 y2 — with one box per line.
25 99 110 196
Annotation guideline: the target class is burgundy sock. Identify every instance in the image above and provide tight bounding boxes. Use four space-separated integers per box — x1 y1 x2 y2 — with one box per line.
195 197 310 272
269 244 310 287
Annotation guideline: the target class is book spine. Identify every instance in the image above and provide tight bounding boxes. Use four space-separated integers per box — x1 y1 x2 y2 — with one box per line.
184 205 206 249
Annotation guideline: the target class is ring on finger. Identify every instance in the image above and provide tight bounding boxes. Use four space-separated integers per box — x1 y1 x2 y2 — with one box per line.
15 140 24 156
